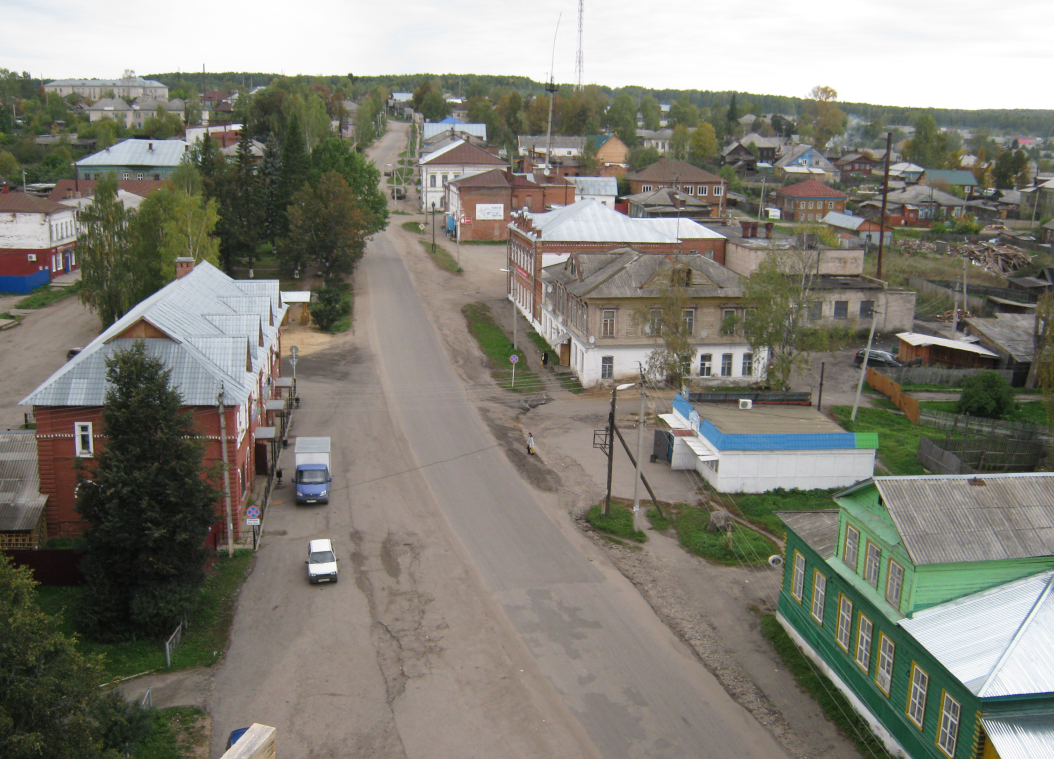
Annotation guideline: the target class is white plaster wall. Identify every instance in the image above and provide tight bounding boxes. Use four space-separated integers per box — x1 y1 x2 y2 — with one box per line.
0 208 77 249
708 448 875 493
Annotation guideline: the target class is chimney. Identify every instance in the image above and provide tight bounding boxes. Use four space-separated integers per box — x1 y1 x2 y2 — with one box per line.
175 257 195 279
740 220 750 237
765 222 775 238
148 142 154 151
1 182 8 194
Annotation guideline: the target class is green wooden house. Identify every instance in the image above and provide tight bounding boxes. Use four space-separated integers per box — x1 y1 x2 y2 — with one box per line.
777 473 1054 759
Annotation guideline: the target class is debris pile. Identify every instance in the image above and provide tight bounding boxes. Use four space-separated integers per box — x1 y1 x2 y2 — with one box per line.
935 308 973 322
898 239 1031 274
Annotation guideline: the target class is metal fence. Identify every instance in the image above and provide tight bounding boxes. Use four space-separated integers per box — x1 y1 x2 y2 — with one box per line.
917 435 1047 474
688 390 811 405
879 366 1015 387
916 408 1051 442
164 617 187 668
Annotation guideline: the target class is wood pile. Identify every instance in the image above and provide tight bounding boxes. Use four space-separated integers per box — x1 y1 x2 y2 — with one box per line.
934 308 973 322
898 239 1031 274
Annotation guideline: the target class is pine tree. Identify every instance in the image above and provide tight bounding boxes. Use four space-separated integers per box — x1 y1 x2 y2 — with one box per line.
275 114 308 239
725 93 740 136
259 135 282 247
225 128 263 271
76 342 220 641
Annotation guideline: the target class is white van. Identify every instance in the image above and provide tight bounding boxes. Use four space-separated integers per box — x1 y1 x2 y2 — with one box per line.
306 539 338 584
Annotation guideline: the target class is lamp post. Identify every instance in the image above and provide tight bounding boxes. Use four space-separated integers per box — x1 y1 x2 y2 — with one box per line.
631 379 647 532
431 201 436 255
604 382 637 517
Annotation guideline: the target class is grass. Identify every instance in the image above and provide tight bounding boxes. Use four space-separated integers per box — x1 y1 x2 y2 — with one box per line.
666 503 775 566
527 330 550 355
862 246 1008 290
760 615 897 759
555 372 585 393
585 499 646 542
461 302 539 392
418 240 461 274
732 489 838 539
402 220 425 234
0 311 15 320
16 281 80 309
646 507 670 531
134 706 208 759
919 399 1048 425
35 550 254 679
831 406 950 475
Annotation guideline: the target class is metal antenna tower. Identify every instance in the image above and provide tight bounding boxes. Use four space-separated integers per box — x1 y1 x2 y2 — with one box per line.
575 0 584 90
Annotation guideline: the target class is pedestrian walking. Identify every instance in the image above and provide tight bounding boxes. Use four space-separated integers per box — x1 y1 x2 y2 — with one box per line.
527 433 535 455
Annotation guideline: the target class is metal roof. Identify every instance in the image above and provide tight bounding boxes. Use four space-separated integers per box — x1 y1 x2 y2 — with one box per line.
547 249 743 300
896 331 998 357
885 184 966 207
523 199 679 243
870 474 1054 565
76 138 189 168
567 176 618 196
423 123 487 140
0 431 47 531
965 314 1036 362
901 570 1054 697
419 140 503 167
21 262 285 408
982 714 1054 759
636 218 727 240
624 157 723 184
821 211 865 231
777 511 840 558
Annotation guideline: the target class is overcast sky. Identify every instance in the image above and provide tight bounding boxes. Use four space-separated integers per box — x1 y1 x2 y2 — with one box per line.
3 0 1052 112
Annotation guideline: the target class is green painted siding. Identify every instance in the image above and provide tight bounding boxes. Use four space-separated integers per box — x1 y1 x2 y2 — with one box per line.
780 530 981 759
836 510 915 618
911 557 1054 611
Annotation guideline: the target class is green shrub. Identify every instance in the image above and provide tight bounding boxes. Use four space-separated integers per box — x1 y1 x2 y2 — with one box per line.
957 370 1014 418
310 285 352 332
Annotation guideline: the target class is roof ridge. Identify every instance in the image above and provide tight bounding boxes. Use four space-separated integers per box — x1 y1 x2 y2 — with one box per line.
977 573 1054 697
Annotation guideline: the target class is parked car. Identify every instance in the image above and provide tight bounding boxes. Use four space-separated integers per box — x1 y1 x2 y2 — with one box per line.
853 349 902 368
306 538 338 584
226 728 250 749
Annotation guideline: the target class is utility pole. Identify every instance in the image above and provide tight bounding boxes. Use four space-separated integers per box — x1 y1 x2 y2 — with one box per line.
217 382 234 558
631 367 647 532
876 132 893 281
851 309 880 422
575 0 585 91
604 385 617 517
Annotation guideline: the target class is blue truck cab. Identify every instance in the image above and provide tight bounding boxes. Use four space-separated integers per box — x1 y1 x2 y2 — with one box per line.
294 437 332 505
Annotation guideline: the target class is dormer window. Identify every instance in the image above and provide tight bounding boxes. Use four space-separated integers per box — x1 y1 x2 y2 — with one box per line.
672 268 692 287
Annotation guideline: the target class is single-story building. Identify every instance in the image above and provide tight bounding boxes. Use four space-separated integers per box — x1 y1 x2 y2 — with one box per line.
963 313 1035 386
896 332 999 369
0 430 48 549
821 211 894 246
0 185 79 293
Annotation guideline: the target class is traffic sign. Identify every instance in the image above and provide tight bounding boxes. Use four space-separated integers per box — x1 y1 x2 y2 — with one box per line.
246 505 260 520
460 216 472 224
247 518 260 526
509 355 519 364
419 223 426 231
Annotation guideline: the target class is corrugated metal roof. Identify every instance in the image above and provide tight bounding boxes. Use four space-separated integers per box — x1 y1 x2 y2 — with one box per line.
821 211 865 231
567 176 618 196
0 431 47 531
548 249 743 300
982 714 1054 759
965 314 1035 362
21 262 285 408
636 218 727 240
423 123 487 140
873 474 1054 565
897 331 998 357
778 511 840 558
420 140 503 167
901 570 1054 697
75 138 189 168
526 199 679 243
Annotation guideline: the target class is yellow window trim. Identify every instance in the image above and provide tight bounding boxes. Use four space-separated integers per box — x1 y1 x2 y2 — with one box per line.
854 612 872 673
935 690 960 758
836 594 853 652
810 569 826 624
790 549 805 602
875 631 895 697
906 661 928 730
843 523 860 570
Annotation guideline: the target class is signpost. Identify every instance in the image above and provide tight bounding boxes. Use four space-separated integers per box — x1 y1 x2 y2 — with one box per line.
246 505 261 526
510 354 518 388
456 216 471 272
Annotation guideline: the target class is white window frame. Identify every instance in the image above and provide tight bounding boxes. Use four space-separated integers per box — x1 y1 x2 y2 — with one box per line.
648 308 663 335
836 595 853 651
937 691 960 757
713 186 722 196
886 559 905 608
791 550 805 601
682 308 695 336
600 355 613 380
907 663 928 729
75 422 94 457
864 541 881 587
855 613 873 671
741 352 753 376
601 309 616 338
810 570 827 624
844 524 860 570
699 353 712 378
876 632 895 696
698 185 708 196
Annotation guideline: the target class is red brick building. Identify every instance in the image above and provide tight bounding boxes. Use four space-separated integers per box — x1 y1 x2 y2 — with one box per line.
0 186 79 294
623 158 726 213
774 179 849 222
445 169 576 242
20 260 288 543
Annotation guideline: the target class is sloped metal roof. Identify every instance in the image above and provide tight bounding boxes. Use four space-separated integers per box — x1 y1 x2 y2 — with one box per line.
0 431 47 531
76 138 189 168
901 570 1054 697
777 510 840 558
964 314 1036 363
547 249 744 300
423 123 487 140
873 473 1054 565
525 199 679 243
21 262 285 408
636 218 727 240
982 714 1054 759
567 176 617 196
821 211 865 231
897 331 998 357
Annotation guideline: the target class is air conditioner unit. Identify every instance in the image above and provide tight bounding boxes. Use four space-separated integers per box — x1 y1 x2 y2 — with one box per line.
738 399 753 410
27 254 36 262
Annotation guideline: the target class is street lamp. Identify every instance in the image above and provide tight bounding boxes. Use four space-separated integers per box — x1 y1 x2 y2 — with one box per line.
431 201 437 255
604 382 637 517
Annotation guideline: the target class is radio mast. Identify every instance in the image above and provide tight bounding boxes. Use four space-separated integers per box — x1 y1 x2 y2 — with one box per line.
575 0 584 90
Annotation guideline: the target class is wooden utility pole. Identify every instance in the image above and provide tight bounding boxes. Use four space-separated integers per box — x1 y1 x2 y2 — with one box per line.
217 382 234 558
877 132 893 281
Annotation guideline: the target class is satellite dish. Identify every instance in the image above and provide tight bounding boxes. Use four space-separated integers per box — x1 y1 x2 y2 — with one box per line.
589 336 595 344
543 168 551 176
768 555 785 568
546 284 553 293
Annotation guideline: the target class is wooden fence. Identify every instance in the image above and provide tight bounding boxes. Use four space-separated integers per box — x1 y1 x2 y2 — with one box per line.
907 276 987 314
917 436 1047 474
866 367 920 423
2 549 85 585
880 366 1014 387
916 408 1051 442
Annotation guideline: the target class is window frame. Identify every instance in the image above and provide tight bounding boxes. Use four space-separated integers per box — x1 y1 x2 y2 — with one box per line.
810 570 827 624
699 353 712 378
836 594 853 651
844 524 860 571
681 308 695 336
698 185 708 196
600 355 614 380
791 550 806 601
936 691 960 757
741 352 753 376
886 559 905 608
855 613 873 672
907 662 929 729
648 308 663 335
720 353 733 377
75 422 94 457
807 301 823 321
864 541 881 587
834 300 849 319
876 632 895 696
860 300 875 319
601 309 616 338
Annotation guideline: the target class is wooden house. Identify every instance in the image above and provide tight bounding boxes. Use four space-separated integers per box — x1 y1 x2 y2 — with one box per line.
896 332 999 370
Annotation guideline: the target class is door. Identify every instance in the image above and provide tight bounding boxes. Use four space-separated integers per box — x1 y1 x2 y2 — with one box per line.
64 252 71 273
559 342 570 366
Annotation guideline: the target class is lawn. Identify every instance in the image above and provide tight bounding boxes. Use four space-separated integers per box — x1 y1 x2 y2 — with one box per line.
35 550 254 679
134 706 209 759
585 499 646 542
461 302 541 393
918 399 1048 426
665 503 775 566
418 239 461 274
401 220 425 234
830 405 949 475
15 282 80 309
731 488 839 539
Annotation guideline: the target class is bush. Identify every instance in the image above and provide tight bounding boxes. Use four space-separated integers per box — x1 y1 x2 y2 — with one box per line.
310 285 352 332
957 370 1014 419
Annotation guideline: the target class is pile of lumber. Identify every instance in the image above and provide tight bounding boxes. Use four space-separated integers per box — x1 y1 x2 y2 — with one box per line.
934 308 973 322
898 239 1031 274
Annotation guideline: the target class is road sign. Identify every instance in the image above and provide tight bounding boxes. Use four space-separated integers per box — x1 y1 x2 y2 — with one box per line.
246 505 260 520
509 354 519 364
460 216 472 224
247 518 260 526
419 223 426 231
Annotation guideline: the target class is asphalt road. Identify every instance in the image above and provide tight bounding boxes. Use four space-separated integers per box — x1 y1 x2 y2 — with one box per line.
208 123 790 758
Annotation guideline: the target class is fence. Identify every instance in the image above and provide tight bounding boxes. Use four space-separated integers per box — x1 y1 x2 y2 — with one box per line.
916 408 1052 442
907 276 988 314
164 617 187 668
917 436 1047 474
880 365 1014 387
688 390 811 405
865 367 920 423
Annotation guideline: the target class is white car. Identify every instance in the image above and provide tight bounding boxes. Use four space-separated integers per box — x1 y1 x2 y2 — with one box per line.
306 539 338 584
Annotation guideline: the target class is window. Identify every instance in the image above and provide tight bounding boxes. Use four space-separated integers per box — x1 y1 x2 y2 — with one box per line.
808 201 815 209
720 353 733 377
602 309 616 337
642 185 652 192
673 268 692 287
834 301 849 319
876 633 895 695
648 308 663 335
856 614 873 671
721 308 737 335
742 352 753 376
791 550 805 601
698 185 708 196
799 201 806 209
907 664 929 729
807 301 823 320
601 356 613 380
75 422 93 457
886 560 904 608
844 524 860 570
864 542 881 587
811 570 827 623
441 173 448 184
713 186 722 196
699 353 712 377
836 595 853 651
136 173 144 180
122 172 131 180
860 300 874 319
937 692 960 757
429 174 437 187
682 309 695 336
828 201 835 209
685 185 694 195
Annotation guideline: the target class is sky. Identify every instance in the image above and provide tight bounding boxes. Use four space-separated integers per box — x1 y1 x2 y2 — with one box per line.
2 0 1052 112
